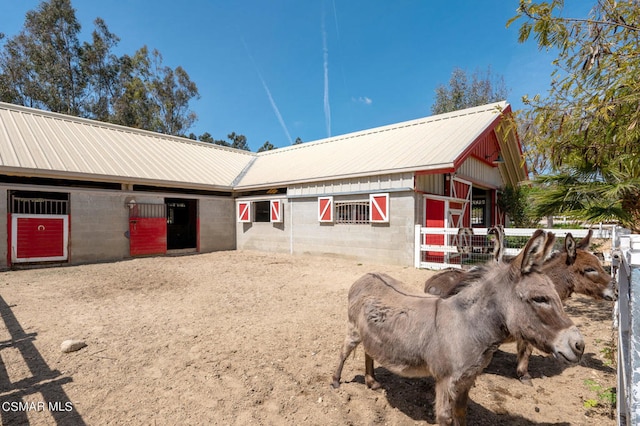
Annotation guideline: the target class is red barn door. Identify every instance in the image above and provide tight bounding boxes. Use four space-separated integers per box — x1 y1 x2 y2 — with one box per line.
11 214 69 263
129 203 167 256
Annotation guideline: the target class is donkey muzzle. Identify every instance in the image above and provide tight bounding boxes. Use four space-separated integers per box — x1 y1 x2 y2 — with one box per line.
603 281 617 301
553 326 584 364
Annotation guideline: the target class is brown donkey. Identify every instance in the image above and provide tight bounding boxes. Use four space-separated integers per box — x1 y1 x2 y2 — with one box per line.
331 230 584 426
424 228 615 384
424 225 505 297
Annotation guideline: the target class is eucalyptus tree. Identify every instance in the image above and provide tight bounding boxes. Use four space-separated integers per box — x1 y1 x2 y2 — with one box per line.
0 0 85 114
431 66 510 115
257 141 275 152
213 132 250 151
0 0 200 138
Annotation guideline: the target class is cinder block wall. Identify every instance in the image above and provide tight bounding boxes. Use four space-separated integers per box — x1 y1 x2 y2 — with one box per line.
199 197 236 252
69 191 136 264
291 192 417 265
236 200 291 253
0 188 7 269
235 193 417 265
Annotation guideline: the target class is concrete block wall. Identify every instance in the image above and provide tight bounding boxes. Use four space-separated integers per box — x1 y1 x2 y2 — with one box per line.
69 191 138 264
0 188 7 269
233 192 420 266
2 185 239 268
289 192 417 266
236 200 291 253
199 197 236 252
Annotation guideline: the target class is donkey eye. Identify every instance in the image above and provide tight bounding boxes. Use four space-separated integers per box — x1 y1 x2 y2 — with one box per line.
532 296 549 304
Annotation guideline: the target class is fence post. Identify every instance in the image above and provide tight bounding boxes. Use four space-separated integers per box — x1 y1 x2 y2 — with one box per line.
616 235 640 426
414 224 422 268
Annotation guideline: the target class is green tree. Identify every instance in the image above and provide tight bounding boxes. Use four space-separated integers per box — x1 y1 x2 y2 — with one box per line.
148 49 199 136
497 184 539 227
431 66 509 114
0 0 200 137
81 18 121 122
214 132 250 151
508 0 640 231
111 47 157 131
0 0 85 114
257 141 275 152
197 132 214 143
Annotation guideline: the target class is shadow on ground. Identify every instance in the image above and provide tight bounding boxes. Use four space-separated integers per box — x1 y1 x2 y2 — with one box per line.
0 296 85 425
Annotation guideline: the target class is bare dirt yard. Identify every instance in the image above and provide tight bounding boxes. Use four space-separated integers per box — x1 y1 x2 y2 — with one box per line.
0 250 617 425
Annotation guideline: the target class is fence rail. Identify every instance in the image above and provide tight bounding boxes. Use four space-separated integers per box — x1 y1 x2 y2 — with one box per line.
414 226 621 270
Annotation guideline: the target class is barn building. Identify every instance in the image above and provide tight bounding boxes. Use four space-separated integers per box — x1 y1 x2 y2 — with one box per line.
0 101 527 269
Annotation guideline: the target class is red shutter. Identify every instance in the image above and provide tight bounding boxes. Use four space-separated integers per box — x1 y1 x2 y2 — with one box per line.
370 193 389 223
270 200 282 223
238 201 251 222
318 197 333 222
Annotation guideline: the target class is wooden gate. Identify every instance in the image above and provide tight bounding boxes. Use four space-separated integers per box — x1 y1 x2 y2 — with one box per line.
129 203 167 256
448 177 472 229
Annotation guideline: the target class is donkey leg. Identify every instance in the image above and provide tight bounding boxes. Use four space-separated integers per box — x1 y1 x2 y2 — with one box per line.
516 338 534 386
331 324 361 388
452 383 471 426
435 378 454 426
364 353 382 389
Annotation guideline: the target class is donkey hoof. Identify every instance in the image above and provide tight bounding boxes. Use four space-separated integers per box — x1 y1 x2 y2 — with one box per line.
365 376 382 390
331 378 341 389
519 375 533 386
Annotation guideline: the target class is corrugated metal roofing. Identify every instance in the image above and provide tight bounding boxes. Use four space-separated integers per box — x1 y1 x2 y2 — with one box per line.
234 102 508 189
0 101 516 191
0 102 255 190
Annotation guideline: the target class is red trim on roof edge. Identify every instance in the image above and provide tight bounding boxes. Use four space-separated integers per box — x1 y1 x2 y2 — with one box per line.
414 167 456 176
453 105 510 170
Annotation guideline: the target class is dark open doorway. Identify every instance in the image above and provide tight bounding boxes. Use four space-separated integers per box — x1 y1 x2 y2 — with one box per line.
471 187 491 227
165 198 197 251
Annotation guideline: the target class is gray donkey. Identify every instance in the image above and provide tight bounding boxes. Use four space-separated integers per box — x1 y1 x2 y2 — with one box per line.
331 230 584 425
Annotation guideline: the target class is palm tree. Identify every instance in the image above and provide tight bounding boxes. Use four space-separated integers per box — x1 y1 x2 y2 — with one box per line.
530 158 640 232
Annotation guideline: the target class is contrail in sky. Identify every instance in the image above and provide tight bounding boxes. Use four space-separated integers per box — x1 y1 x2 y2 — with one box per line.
332 0 340 40
322 12 331 137
242 39 293 145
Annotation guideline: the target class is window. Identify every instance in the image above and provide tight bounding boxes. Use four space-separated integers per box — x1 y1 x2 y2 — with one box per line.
237 200 283 223
318 193 389 225
254 201 270 222
335 201 370 224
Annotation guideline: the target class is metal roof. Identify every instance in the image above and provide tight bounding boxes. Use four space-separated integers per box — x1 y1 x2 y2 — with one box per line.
235 102 511 189
0 102 255 190
0 101 522 192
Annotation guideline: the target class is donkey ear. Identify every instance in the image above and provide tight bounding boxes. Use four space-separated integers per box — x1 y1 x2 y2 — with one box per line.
565 233 577 265
518 230 555 274
576 229 593 250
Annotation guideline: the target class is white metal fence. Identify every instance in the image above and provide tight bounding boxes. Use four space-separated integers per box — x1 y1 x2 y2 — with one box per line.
614 234 640 426
413 226 639 424
414 225 623 270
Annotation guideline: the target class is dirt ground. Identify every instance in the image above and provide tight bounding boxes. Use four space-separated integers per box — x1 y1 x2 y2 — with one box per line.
0 250 617 425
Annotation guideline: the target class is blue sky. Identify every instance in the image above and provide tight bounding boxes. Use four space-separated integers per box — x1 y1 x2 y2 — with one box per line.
0 1 580 151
